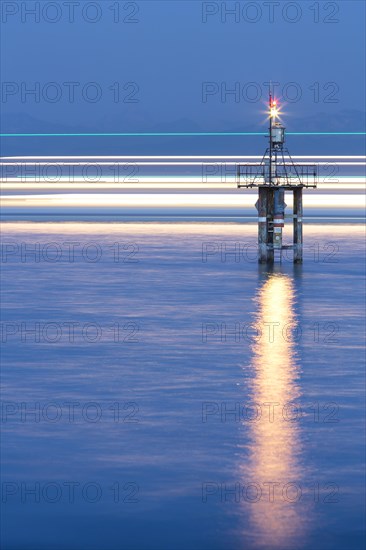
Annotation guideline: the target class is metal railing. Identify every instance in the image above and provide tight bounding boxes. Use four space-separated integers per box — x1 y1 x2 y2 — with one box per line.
237 163 317 188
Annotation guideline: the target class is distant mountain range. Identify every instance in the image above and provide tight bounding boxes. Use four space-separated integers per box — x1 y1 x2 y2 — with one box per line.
1 110 365 156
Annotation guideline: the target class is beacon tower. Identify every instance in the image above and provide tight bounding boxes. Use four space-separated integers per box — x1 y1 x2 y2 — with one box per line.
237 94 317 263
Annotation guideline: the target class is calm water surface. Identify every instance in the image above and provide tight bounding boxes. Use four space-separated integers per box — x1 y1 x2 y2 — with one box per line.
1 223 365 550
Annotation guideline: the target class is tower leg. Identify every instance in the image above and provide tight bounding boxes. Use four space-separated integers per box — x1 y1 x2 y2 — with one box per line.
258 187 268 263
293 188 303 263
267 188 274 263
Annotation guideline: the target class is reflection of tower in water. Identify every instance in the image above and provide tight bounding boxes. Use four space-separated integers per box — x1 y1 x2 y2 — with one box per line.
241 273 307 549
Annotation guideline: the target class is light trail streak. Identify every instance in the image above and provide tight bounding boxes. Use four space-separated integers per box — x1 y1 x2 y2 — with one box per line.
1 177 364 190
1 132 365 137
1 156 365 160
0 162 365 166
1 193 364 208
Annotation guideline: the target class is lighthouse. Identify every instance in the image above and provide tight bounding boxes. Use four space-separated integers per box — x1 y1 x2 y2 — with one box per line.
237 93 317 263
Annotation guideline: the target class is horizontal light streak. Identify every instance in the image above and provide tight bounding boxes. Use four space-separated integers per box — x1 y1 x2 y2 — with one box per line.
1 193 364 208
1 162 365 166
0 181 365 193
1 132 365 137
1 156 365 160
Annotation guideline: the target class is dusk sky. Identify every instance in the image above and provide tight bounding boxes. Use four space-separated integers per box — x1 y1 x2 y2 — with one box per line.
1 0 365 142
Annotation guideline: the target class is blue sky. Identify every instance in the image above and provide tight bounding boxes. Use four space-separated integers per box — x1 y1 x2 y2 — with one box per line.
1 0 365 153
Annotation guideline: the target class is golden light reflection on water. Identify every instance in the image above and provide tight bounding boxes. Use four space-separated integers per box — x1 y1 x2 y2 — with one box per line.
1 222 364 236
242 272 306 549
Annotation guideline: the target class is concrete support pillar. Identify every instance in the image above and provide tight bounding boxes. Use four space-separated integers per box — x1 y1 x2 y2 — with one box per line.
258 187 268 263
293 187 303 263
267 188 274 263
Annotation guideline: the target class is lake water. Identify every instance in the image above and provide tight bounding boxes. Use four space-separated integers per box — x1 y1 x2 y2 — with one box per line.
1 222 365 550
